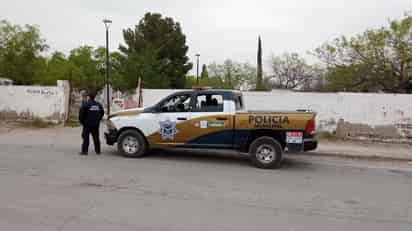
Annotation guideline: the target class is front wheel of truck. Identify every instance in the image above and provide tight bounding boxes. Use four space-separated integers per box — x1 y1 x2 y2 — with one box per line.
117 130 147 158
249 136 282 169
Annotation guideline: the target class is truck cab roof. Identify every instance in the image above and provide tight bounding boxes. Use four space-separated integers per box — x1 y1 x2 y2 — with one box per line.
171 89 242 99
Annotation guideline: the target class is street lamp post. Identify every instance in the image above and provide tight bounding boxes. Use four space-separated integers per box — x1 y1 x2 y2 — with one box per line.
195 54 200 85
103 18 112 116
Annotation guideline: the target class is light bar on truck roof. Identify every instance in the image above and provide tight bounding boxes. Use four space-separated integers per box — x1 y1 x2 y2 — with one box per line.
192 86 211 90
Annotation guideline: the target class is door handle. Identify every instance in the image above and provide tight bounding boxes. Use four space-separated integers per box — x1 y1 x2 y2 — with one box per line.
177 117 187 121
216 117 228 121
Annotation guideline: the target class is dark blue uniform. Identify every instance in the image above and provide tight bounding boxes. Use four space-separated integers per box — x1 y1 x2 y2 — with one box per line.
79 100 104 154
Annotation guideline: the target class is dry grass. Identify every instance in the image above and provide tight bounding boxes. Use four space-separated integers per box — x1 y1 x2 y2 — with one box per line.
29 118 56 128
317 131 339 141
64 120 81 127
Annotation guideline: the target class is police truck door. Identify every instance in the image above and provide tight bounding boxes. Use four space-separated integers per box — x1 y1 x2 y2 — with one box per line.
188 92 233 148
153 93 193 145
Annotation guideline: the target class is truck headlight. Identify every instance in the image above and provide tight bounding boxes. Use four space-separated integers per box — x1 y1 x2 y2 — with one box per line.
106 119 116 130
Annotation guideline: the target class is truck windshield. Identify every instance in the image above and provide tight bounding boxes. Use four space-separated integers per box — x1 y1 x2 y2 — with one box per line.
160 94 191 113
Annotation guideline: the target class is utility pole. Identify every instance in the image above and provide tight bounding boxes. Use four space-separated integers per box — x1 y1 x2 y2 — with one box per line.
103 18 112 115
196 54 200 85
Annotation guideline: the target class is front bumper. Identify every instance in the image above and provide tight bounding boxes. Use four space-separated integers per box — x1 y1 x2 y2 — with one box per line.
104 129 118 146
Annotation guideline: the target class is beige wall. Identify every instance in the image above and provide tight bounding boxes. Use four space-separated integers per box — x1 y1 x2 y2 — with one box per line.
139 89 412 140
0 80 70 123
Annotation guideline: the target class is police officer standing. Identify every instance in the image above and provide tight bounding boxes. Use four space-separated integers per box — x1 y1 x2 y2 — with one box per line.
78 91 104 155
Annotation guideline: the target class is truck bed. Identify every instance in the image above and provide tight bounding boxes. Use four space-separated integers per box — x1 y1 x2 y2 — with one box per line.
235 111 315 131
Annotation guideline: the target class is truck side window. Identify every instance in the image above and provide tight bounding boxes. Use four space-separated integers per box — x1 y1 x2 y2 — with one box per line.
195 94 223 112
159 94 191 113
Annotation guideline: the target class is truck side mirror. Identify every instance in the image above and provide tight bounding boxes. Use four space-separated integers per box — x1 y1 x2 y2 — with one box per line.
150 105 161 113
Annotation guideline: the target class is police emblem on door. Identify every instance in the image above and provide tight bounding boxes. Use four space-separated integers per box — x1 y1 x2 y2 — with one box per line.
159 119 178 140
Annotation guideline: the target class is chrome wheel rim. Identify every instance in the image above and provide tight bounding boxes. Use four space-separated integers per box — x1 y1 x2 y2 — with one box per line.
256 145 275 164
122 136 139 154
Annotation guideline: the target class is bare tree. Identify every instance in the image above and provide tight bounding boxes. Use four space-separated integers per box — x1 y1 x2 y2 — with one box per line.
207 59 257 90
268 52 317 90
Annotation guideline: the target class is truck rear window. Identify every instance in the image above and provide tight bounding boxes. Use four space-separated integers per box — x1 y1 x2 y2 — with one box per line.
195 94 223 112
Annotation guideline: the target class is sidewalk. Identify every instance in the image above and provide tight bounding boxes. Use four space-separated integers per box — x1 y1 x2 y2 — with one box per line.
310 140 412 161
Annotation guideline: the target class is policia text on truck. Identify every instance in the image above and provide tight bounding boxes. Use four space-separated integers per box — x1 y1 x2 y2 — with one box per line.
105 88 318 169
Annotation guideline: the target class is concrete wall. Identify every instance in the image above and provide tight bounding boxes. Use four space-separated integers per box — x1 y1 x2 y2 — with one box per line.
0 80 70 123
139 89 412 140
1 83 411 140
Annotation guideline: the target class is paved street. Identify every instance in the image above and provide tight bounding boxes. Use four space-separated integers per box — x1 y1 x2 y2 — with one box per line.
1 127 412 231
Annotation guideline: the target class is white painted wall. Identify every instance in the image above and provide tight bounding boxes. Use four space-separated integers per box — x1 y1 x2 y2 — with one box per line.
242 91 412 129
141 89 412 137
0 80 69 122
1 83 411 137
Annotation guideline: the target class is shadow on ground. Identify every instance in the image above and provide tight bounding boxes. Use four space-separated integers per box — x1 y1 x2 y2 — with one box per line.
105 147 315 171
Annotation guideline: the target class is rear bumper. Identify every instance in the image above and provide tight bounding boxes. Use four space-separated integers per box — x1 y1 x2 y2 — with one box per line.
104 129 118 146
287 136 318 153
303 138 318 151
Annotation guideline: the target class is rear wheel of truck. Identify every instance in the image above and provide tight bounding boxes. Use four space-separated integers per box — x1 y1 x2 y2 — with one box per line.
117 130 147 158
249 136 282 169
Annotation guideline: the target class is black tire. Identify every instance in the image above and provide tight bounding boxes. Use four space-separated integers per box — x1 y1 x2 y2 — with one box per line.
249 136 282 169
117 129 147 158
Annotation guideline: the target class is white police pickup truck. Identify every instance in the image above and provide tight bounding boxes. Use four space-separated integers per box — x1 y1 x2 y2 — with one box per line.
105 89 317 168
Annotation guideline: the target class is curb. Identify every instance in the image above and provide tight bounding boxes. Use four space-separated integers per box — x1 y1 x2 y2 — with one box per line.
303 151 412 162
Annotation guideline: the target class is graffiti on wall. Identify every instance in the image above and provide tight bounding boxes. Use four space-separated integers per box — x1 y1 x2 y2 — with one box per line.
395 121 412 138
124 96 138 109
26 88 58 97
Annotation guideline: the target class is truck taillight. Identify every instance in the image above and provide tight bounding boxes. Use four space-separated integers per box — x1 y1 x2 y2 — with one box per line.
305 119 315 135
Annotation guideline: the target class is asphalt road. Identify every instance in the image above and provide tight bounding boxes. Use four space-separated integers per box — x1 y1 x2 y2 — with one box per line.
0 127 412 231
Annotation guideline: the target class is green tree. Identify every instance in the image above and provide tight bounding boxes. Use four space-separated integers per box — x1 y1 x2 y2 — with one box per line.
39 48 120 89
38 52 70 85
94 47 126 90
200 64 209 79
121 48 169 89
256 36 265 90
315 15 412 93
67 46 102 90
0 20 48 85
119 12 192 89
107 51 128 91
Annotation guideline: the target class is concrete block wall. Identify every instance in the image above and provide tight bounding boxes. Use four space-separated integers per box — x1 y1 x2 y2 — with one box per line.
0 80 70 123
140 89 412 140
1 83 411 140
